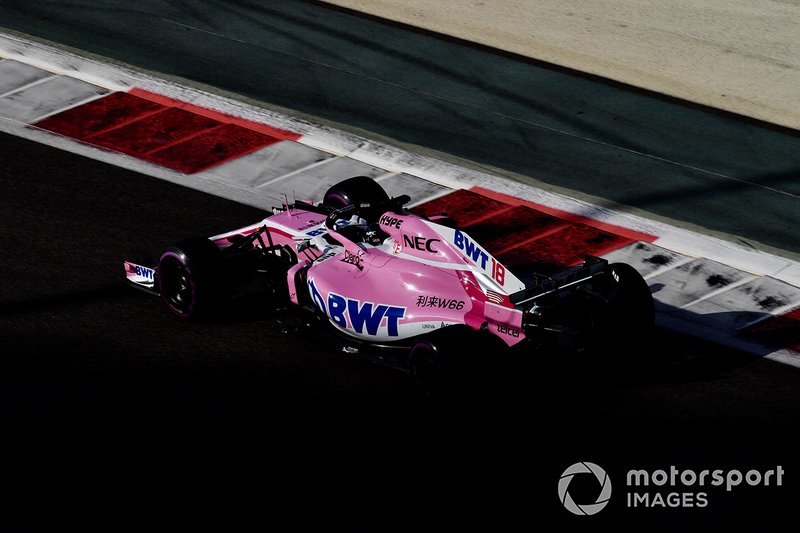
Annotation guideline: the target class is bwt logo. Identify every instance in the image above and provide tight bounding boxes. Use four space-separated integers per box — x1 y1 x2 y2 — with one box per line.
131 264 154 280
558 462 612 516
452 230 506 285
453 230 489 268
308 278 405 337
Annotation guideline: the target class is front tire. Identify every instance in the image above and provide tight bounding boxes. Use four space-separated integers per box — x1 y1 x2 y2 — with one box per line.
157 237 226 319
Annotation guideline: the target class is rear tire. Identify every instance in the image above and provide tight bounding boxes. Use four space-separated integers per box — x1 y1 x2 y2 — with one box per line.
409 326 500 403
607 262 655 329
157 237 226 319
592 262 654 356
409 338 448 402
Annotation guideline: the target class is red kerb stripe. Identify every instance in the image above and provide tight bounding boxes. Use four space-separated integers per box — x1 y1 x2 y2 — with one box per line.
34 92 164 139
742 307 800 352
129 88 301 141
144 123 279 174
471 186 657 243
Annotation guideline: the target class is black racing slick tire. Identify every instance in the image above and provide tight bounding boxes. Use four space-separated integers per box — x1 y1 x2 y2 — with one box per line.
409 337 449 402
157 237 226 320
409 326 499 403
591 262 655 356
606 262 655 330
322 176 390 222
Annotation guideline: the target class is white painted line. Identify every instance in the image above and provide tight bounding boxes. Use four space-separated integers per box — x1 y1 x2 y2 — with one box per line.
737 303 800 332
406 187 454 208
0 76 108 123
680 275 757 309
254 155 345 189
25 88 111 123
649 258 755 310
0 74 57 98
0 60 54 96
642 256 696 280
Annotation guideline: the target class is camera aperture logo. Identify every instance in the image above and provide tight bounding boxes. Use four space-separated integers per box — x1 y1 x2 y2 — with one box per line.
558 461 785 514
558 462 612 516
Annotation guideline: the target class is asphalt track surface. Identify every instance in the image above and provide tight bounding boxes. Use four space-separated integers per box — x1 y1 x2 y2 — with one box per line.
1 0 799 257
3 133 800 531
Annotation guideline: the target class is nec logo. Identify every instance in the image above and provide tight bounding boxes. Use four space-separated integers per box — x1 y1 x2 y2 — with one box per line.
308 279 405 337
379 214 403 229
403 234 440 253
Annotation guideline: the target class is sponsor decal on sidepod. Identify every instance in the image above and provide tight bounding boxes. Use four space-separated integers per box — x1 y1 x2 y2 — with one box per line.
308 278 405 337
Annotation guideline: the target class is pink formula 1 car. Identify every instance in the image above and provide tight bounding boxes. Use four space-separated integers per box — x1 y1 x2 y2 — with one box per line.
124 177 653 396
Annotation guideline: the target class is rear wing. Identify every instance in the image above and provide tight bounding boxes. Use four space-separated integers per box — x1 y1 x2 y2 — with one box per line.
510 257 608 307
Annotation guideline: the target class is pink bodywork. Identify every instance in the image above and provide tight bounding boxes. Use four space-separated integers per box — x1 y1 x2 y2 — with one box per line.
210 206 528 346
